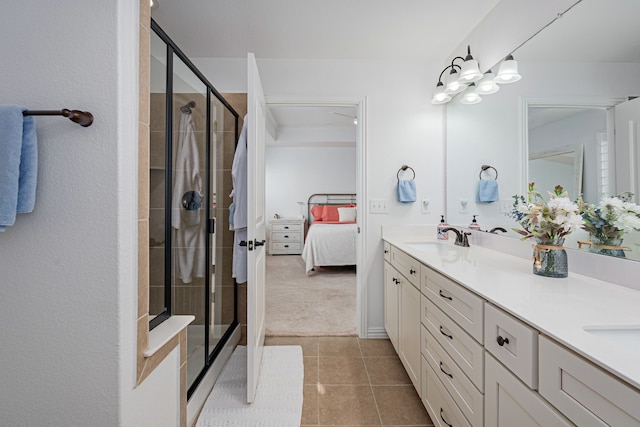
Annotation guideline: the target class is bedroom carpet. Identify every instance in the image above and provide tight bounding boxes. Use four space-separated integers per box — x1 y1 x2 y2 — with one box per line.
266 254 356 336
195 345 304 427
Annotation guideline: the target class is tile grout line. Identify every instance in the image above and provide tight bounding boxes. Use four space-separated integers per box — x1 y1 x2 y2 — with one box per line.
358 338 385 427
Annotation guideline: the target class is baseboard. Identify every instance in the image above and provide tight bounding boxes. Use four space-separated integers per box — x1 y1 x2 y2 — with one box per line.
187 326 241 427
365 327 389 339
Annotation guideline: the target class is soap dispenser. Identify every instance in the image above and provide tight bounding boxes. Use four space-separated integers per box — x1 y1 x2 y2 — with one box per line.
437 215 449 240
469 215 480 231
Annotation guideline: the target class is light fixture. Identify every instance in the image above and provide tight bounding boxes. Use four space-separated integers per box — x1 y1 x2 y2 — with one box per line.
495 54 521 84
150 0 159 9
458 46 483 84
474 70 500 95
431 82 452 104
460 83 482 104
444 67 467 95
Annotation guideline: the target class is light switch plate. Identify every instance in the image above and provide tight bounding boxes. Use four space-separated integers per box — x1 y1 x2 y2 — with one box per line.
369 199 389 214
499 199 512 214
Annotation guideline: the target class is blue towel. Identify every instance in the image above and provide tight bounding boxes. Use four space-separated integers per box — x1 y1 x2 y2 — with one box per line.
477 180 499 203
0 105 38 231
397 179 416 203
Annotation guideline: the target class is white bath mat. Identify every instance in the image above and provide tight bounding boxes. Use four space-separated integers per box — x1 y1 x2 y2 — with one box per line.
196 345 303 427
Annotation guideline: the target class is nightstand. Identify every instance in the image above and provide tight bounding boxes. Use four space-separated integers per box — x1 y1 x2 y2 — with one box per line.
268 218 306 255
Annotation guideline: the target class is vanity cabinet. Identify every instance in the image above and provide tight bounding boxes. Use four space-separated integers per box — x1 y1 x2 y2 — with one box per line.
539 335 640 426
383 241 640 427
384 248 421 392
485 352 572 426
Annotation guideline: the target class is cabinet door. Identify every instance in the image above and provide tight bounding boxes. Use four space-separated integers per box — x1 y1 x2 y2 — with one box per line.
485 353 573 427
399 278 421 393
384 261 399 352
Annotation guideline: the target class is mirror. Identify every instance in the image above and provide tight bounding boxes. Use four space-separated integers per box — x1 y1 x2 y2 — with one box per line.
446 0 640 260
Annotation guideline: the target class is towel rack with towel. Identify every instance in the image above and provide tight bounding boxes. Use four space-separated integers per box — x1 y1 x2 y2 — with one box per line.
22 109 94 127
397 165 416 180
479 164 498 180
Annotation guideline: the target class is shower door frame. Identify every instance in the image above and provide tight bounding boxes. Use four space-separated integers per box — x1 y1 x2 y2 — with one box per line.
150 19 240 399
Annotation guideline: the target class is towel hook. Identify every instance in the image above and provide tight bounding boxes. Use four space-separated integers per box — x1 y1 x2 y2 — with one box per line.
397 165 416 181
479 165 498 180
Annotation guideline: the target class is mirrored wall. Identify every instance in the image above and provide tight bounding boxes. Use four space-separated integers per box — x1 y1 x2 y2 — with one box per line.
149 20 240 397
446 0 640 261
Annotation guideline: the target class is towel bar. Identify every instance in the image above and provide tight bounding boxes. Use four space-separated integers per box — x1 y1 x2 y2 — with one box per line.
397 165 416 180
22 109 94 127
479 164 498 180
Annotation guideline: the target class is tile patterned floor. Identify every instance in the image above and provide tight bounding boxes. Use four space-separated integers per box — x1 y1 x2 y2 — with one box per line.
265 336 434 427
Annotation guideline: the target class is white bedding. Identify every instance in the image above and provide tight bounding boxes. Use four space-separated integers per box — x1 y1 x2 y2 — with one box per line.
301 223 357 274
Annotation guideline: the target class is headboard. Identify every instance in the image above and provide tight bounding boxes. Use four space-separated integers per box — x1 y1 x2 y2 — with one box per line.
307 193 357 224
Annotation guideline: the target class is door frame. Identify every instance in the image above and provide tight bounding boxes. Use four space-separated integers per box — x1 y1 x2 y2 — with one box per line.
265 96 368 337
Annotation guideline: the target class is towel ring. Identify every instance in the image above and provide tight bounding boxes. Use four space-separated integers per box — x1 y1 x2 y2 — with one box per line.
397 165 416 180
479 165 498 180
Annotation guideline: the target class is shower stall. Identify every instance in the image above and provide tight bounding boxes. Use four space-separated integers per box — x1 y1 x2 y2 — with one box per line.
148 20 240 398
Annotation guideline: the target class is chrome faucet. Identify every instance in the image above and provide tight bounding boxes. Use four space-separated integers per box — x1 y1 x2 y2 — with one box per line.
489 227 507 234
442 227 471 247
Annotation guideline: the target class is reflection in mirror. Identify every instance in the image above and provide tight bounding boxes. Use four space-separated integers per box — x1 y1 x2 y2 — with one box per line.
529 145 583 201
445 0 640 261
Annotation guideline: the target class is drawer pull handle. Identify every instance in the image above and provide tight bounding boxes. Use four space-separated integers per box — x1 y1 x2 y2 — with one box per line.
393 277 400 285
439 290 452 301
410 268 416 274
284 226 289 229
439 361 453 379
439 326 453 340
284 245 289 248
440 408 453 427
384 249 389 254
284 235 289 238
497 335 510 346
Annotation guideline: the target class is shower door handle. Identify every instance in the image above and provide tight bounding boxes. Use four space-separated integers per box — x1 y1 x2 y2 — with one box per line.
208 218 215 234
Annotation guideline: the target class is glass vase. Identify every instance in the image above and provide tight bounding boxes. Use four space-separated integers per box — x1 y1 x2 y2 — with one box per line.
532 238 568 278
588 235 626 258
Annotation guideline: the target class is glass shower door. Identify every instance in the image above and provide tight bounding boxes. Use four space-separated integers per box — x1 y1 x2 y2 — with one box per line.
171 57 208 388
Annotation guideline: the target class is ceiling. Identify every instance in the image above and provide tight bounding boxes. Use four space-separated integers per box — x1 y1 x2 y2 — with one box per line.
515 0 640 63
151 0 500 61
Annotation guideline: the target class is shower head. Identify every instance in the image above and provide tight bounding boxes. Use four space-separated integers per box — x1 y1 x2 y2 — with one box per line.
180 101 196 114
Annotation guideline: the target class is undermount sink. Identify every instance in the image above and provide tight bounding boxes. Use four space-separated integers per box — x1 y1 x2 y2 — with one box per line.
583 325 640 353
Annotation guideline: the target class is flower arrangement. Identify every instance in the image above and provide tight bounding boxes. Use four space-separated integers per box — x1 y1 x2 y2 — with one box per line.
509 183 584 243
579 192 640 239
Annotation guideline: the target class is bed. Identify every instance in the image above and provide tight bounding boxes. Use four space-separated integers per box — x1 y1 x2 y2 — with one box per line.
301 194 357 274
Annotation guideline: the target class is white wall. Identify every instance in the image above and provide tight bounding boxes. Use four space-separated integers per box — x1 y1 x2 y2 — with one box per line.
0 2 178 426
266 146 356 220
195 57 445 335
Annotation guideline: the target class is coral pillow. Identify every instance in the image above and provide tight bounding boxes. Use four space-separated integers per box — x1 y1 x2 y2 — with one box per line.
310 205 324 221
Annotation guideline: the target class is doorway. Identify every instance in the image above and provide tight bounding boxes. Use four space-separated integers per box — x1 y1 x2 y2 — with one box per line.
263 98 367 337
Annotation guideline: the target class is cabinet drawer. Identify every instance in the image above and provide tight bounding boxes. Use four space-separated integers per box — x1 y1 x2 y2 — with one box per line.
422 325 483 426
383 241 391 262
390 246 420 287
484 303 538 389
271 231 302 242
424 296 484 390
271 242 302 251
422 358 472 427
485 352 573 427
539 335 640 426
422 266 484 343
272 223 302 232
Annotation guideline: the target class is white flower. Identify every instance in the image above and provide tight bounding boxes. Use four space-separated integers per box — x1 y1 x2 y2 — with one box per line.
601 197 624 209
614 214 640 233
547 197 579 213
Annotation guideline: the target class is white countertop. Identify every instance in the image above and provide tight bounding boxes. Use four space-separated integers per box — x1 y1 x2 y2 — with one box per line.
383 233 640 391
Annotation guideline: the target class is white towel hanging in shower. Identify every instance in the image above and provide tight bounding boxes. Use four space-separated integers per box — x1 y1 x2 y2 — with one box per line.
172 111 205 284
231 116 248 284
